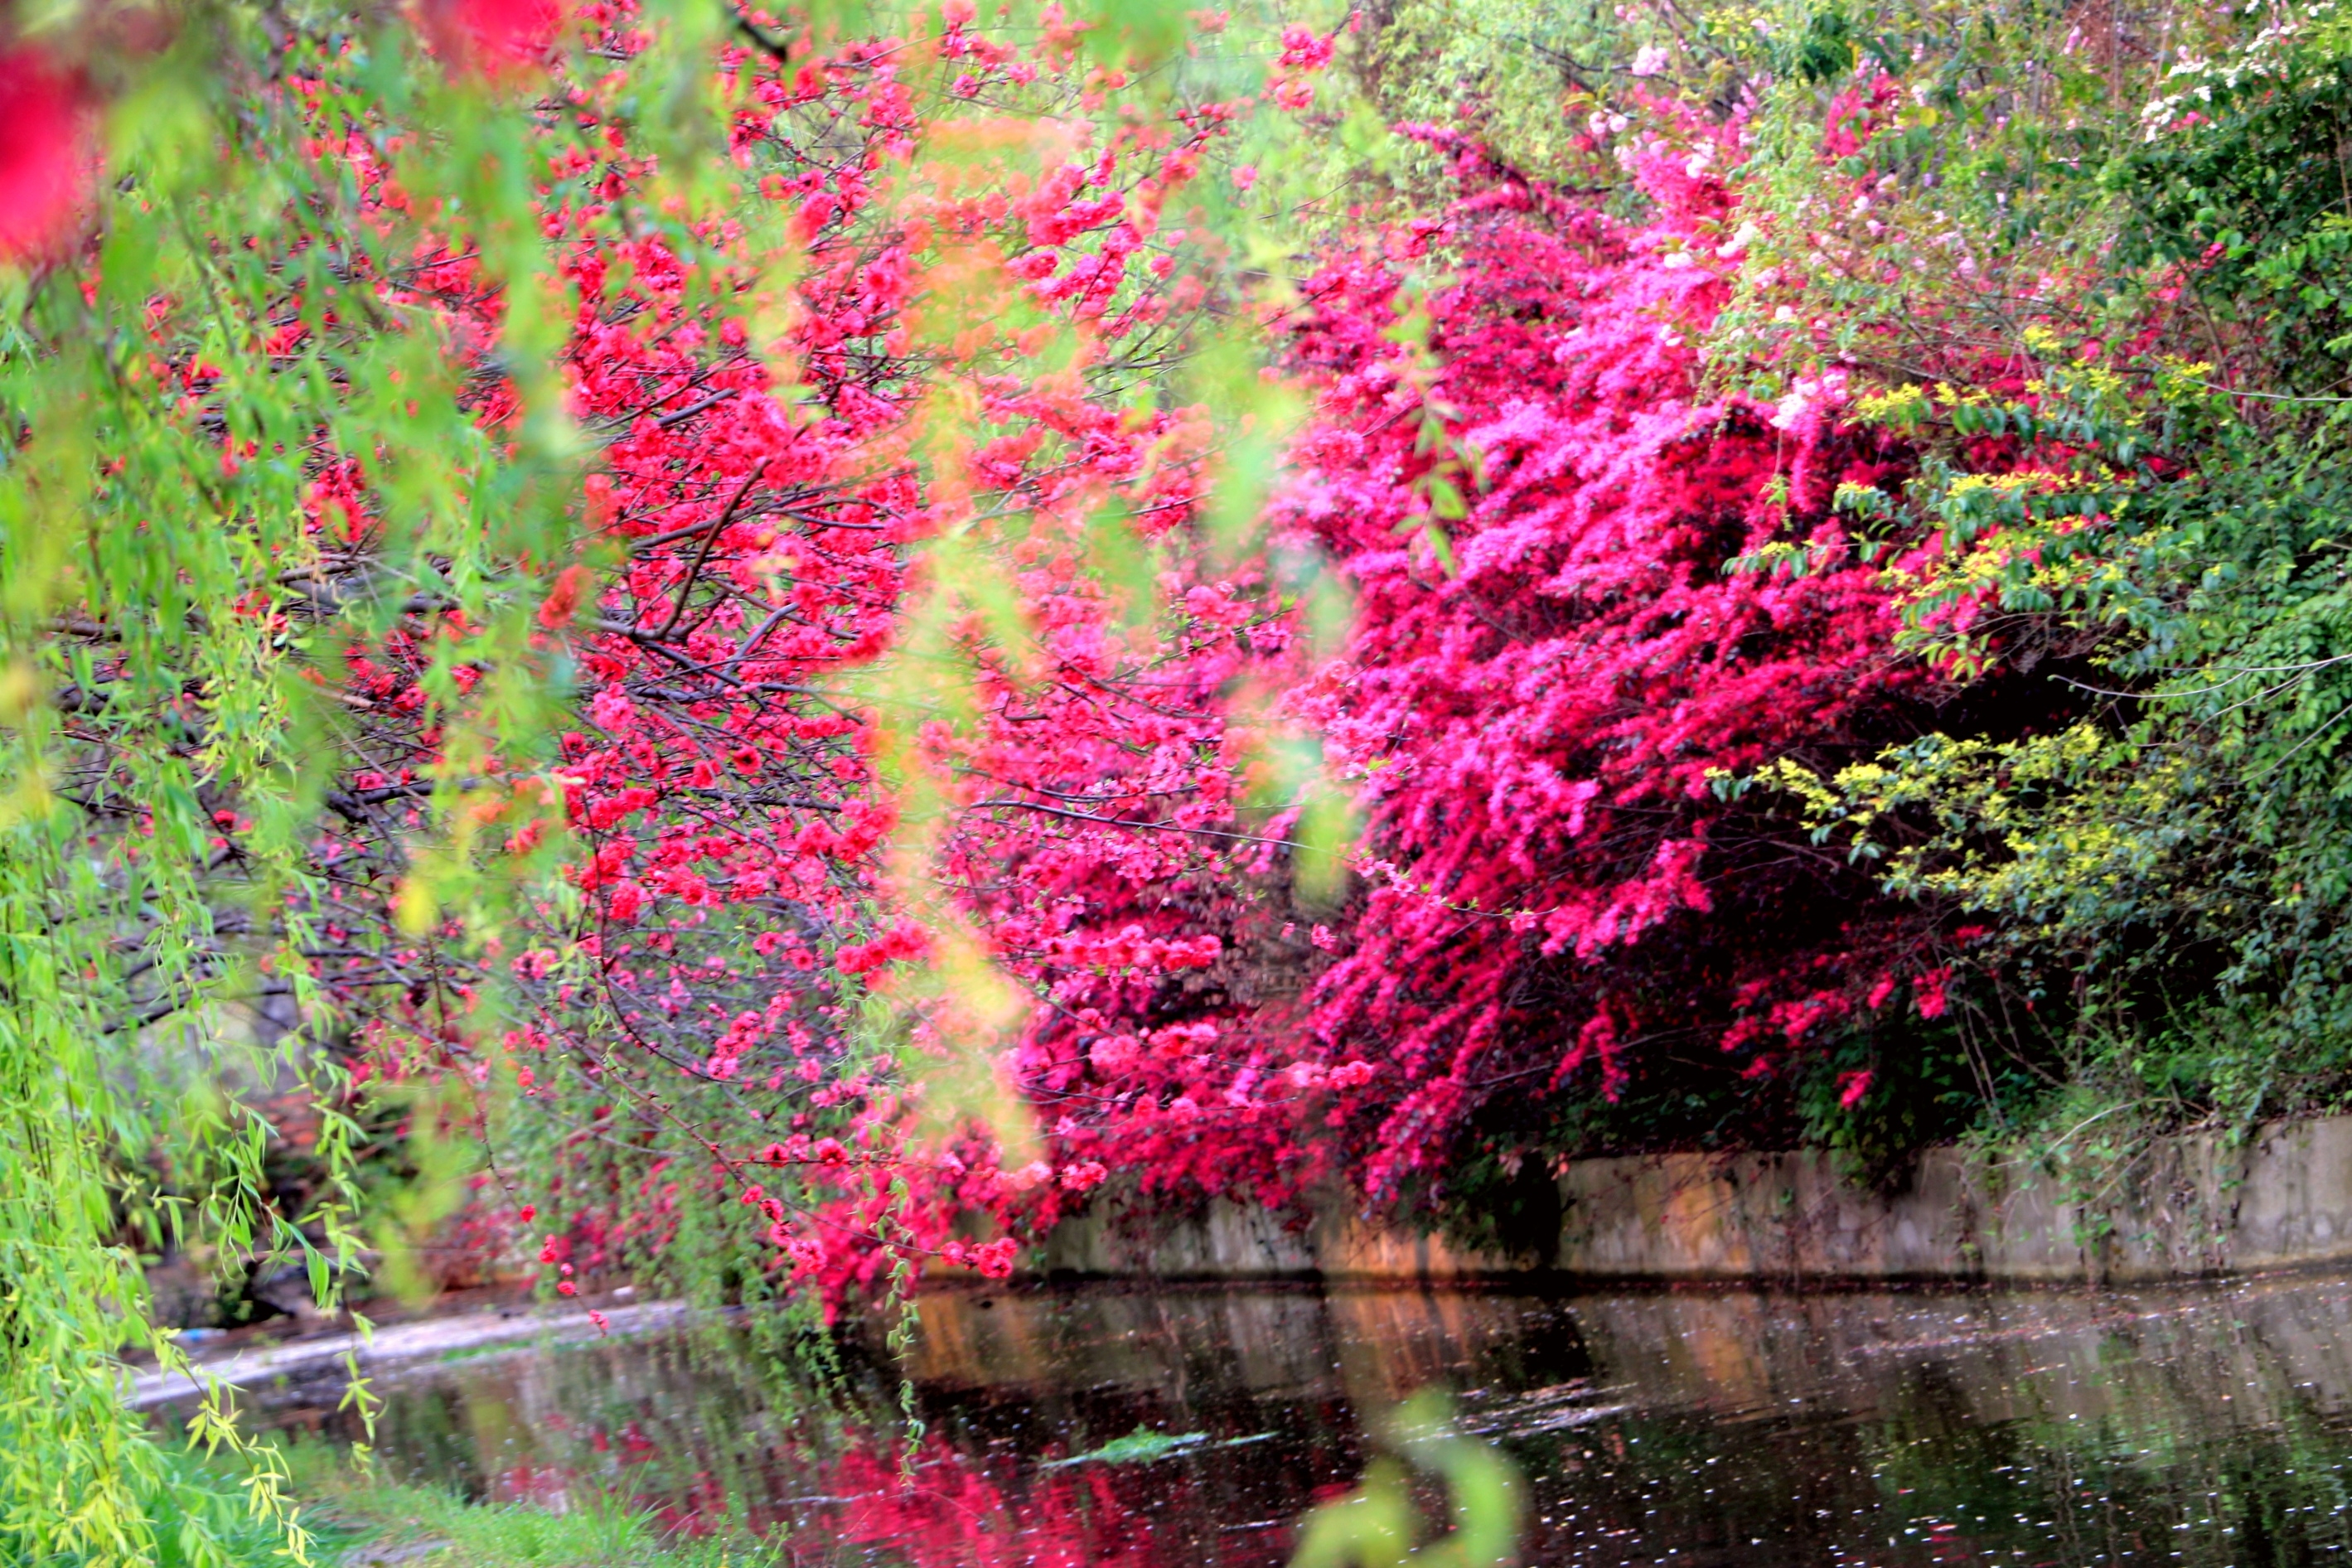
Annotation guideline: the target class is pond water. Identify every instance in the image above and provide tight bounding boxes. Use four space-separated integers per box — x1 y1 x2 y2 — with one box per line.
200 1271 2352 1566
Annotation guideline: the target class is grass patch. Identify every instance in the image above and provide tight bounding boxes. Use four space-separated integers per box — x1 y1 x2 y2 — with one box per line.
269 1442 776 1567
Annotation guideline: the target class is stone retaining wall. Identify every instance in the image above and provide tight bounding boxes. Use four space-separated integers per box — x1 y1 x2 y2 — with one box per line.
1038 1115 2352 1283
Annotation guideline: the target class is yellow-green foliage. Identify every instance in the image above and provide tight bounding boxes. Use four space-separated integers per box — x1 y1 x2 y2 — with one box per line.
1752 723 2233 942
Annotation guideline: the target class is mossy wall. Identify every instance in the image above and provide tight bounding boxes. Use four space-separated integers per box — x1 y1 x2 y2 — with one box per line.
1038 1118 2352 1284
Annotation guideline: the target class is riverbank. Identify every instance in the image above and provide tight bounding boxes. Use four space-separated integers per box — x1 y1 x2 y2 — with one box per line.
125 1297 692 1411
1041 1113 2352 1285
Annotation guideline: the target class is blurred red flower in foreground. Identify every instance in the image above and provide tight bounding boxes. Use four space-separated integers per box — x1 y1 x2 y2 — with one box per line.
415 0 564 78
0 47 92 262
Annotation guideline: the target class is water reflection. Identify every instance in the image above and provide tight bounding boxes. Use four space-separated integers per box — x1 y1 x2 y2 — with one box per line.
184 1272 2352 1566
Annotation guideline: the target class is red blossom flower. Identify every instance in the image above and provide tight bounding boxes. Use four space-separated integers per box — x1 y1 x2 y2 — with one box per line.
0 48 91 262
414 0 564 78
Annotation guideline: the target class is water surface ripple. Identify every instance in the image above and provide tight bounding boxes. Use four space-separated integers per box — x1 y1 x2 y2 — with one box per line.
214 1271 2352 1566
